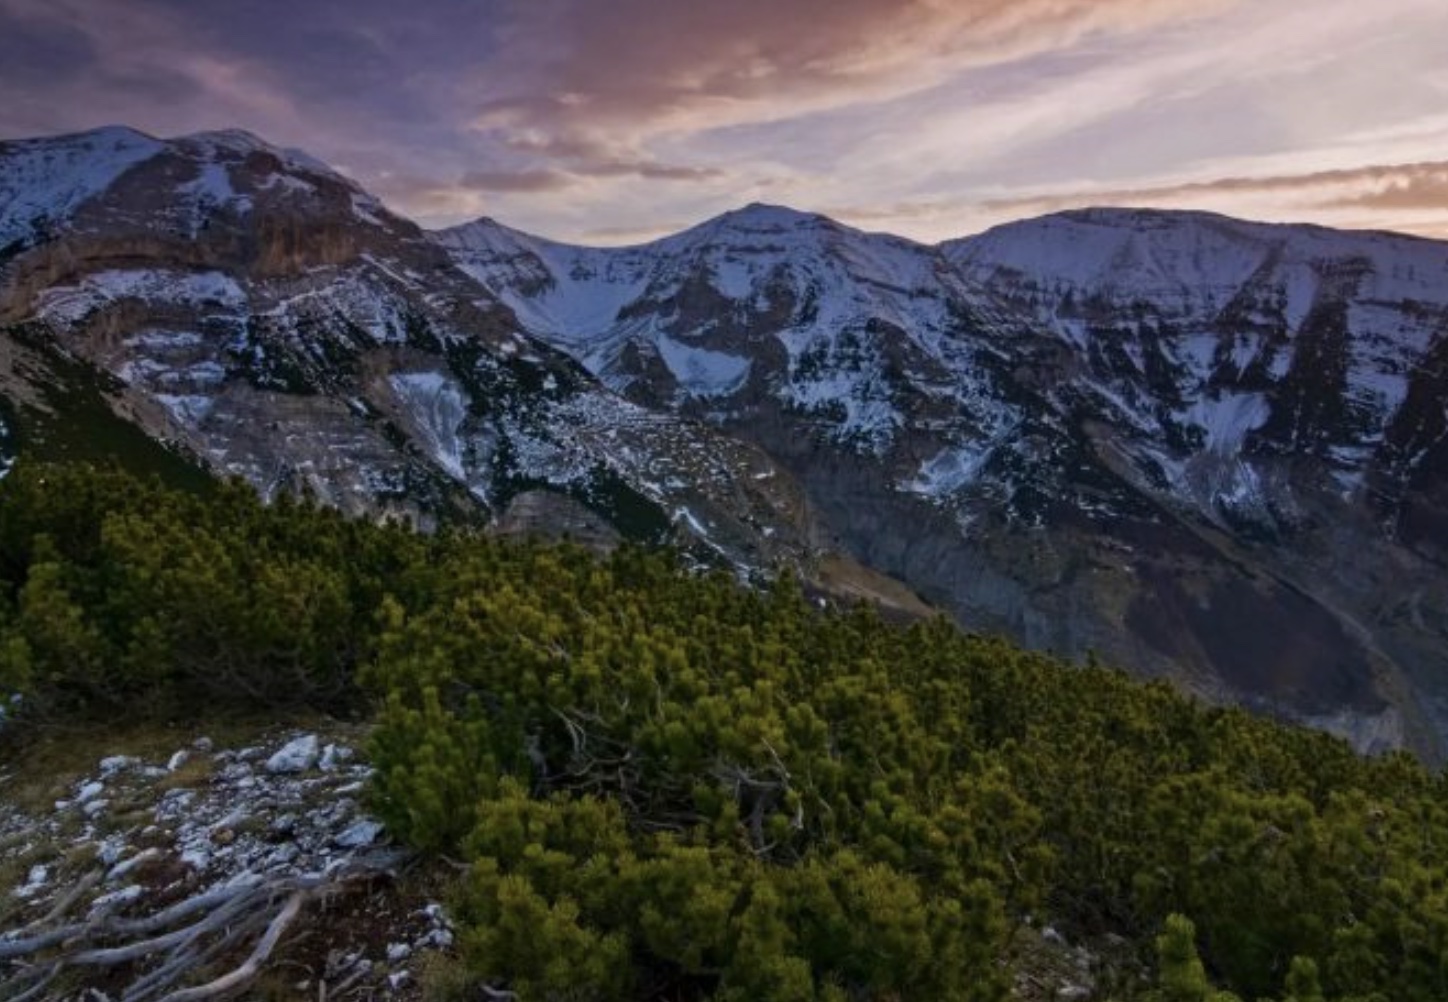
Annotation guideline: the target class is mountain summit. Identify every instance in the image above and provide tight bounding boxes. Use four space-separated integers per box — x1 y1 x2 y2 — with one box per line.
4 127 1447 758
443 202 1448 760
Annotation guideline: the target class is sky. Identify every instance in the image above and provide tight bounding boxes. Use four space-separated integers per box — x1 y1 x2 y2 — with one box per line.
2 0 1447 245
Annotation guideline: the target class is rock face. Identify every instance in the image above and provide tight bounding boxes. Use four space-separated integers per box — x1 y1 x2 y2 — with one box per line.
4 127 1448 758
442 205 1448 760
0 127 835 582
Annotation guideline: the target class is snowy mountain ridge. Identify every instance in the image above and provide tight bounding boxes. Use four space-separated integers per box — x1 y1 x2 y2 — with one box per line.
3 126 1448 759
0 127 842 588
439 200 1448 761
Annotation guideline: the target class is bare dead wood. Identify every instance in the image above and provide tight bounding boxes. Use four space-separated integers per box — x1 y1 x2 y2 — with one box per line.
15 869 102 936
0 856 406 1002
151 888 307 1002
7 964 58 1002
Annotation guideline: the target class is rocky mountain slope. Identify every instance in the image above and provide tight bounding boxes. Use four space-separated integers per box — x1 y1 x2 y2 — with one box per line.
0 127 869 591
441 204 1448 760
2 126 1446 758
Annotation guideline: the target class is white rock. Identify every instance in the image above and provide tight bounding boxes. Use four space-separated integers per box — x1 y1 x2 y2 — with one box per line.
265 734 320 774
333 818 383 848
167 749 191 772
76 781 105 803
318 743 355 771
421 927 454 949
268 844 301 867
209 809 250 834
180 847 210 871
83 798 110 818
386 941 412 963
99 755 138 776
387 971 410 991
193 735 214 752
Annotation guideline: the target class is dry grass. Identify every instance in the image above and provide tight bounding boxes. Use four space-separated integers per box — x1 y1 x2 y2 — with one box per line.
812 551 936 620
0 712 359 809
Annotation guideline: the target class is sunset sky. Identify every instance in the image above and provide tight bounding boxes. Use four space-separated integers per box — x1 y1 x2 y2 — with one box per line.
2 0 1446 244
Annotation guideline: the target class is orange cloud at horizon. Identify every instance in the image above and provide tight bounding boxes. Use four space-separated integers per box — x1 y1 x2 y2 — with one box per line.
4 0 1447 246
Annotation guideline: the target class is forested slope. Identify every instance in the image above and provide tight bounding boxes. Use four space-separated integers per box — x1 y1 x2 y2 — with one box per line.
0 464 1444 1001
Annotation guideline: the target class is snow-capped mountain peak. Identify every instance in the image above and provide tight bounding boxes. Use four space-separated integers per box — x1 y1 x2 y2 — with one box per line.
434 200 1448 758
0 126 165 248
5 125 1448 759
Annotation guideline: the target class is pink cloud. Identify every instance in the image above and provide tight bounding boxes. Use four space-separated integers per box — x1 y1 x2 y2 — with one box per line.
473 0 1238 148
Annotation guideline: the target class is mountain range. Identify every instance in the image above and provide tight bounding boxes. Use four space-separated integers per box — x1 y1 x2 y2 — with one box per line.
2 126 1445 759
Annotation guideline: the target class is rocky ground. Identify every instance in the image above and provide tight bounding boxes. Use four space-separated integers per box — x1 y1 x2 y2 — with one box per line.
1 721 1123 1001
0 723 455 1001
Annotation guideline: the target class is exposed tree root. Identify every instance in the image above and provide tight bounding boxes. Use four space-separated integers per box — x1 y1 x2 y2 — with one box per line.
0 850 409 1002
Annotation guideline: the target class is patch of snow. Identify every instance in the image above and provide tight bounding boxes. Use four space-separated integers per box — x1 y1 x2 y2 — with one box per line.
904 439 1001 498
15 864 49 899
123 330 205 350
1282 265 1319 331
1346 365 1409 418
38 269 245 326
258 171 316 196
179 160 252 225
1089 382 1161 436
350 191 388 226
655 336 751 397
675 507 710 539
155 394 215 427
1227 333 1262 377
389 372 469 480
710 254 764 299
0 126 164 246
1182 392 1271 455
1269 347 1294 378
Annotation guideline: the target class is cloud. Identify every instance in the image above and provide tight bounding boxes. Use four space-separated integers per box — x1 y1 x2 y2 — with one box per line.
579 222 692 244
441 160 722 195
457 168 574 194
1329 164 1448 211
474 0 1238 146
979 162 1448 216
586 161 723 182
3 0 1446 244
